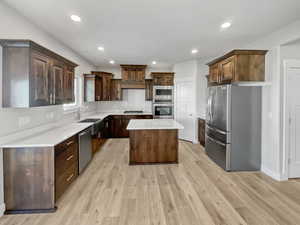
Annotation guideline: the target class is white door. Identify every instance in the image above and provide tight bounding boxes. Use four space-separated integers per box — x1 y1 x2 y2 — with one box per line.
287 61 300 178
175 80 196 142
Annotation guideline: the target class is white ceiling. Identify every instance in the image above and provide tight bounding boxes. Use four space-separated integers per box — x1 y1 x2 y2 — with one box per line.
4 0 300 67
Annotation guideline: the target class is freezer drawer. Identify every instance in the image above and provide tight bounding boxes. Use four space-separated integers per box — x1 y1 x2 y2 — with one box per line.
205 135 230 171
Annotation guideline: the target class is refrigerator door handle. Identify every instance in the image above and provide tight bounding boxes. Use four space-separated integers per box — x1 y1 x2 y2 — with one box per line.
206 135 227 147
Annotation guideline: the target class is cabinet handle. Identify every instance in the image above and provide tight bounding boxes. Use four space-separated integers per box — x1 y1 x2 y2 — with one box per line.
66 155 74 161
66 173 74 182
66 141 74 146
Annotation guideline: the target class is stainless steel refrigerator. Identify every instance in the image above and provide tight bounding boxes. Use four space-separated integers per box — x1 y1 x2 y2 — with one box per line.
206 84 261 171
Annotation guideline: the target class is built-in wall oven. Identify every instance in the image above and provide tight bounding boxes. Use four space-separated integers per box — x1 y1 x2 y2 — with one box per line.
153 86 173 104
153 104 174 119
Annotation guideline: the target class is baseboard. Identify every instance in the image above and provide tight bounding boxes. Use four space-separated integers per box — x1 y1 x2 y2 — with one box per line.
261 166 283 181
0 203 5 217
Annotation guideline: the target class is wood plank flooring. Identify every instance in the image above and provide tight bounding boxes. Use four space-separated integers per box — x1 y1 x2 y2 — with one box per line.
1 139 300 225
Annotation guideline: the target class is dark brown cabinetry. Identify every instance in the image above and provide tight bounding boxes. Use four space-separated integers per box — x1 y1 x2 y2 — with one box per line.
0 40 78 107
145 79 153 101
120 65 147 89
151 72 175 86
110 79 122 101
198 118 205 147
3 134 79 214
106 115 153 138
55 135 78 201
207 50 268 85
90 71 114 101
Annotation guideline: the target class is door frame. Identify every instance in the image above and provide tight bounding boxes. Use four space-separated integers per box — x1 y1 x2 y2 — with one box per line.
174 77 198 143
283 60 300 179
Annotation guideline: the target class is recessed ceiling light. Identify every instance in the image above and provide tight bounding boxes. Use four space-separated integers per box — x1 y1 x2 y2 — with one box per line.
70 15 81 22
152 61 157 65
97 46 104 51
191 49 198 54
221 22 231 29
109 60 115 64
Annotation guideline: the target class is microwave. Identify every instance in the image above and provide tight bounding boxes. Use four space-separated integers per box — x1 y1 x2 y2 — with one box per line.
153 104 174 119
153 86 173 104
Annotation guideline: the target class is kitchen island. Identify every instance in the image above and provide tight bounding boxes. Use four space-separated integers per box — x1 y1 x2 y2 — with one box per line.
127 119 184 165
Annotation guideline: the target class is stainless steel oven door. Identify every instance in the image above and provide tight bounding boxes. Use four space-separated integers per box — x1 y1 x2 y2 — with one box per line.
153 104 174 118
153 86 173 104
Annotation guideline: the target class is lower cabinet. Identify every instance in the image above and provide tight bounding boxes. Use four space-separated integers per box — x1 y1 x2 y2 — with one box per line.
3 134 79 214
55 135 78 201
109 115 153 138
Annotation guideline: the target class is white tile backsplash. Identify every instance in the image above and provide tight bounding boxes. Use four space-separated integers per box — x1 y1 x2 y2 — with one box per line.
97 89 152 112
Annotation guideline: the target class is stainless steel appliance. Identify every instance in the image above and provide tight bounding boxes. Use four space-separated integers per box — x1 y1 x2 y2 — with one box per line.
78 128 92 174
79 118 102 136
206 84 261 171
153 104 174 119
153 86 173 104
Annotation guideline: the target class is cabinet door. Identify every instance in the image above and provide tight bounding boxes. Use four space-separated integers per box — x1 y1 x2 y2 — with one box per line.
95 76 103 101
110 79 122 101
30 51 51 106
102 75 112 101
64 66 75 103
219 56 235 83
145 79 153 101
136 70 145 81
51 60 64 104
209 64 219 83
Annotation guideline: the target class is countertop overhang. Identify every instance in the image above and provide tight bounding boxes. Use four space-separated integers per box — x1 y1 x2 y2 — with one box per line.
127 119 184 130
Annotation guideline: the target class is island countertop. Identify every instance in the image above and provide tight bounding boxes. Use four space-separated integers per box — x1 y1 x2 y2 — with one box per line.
127 119 184 130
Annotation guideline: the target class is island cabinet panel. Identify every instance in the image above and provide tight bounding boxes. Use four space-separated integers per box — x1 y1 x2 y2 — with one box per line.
0 40 78 107
3 147 55 213
129 129 178 164
207 50 267 85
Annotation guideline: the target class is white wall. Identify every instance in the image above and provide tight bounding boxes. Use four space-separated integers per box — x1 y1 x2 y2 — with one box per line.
0 2 96 215
97 89 152 112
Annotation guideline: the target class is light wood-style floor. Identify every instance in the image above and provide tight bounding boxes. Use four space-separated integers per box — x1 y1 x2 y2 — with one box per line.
1 139 300 225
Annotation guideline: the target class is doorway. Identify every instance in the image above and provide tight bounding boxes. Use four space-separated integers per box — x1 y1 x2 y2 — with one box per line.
284 60 300 178
175 80 196 142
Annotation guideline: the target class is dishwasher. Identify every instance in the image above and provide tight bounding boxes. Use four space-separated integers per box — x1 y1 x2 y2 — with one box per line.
78 128 92 174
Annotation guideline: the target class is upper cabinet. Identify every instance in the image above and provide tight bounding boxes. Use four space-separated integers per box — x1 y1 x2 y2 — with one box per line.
207 50 268 85
0 40 78 108
110 79 122 101
145 79 153 101
120 65 147 89
151 72 175 86
91 71 114 101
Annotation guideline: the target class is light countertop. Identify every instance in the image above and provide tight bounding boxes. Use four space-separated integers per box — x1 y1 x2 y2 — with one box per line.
81 111 153 120
127 119 184 130
0 111 153 149
0 123 93 148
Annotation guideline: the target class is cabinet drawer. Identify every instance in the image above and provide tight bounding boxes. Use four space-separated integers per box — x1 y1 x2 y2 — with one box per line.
55 142 78 178
55 164 78 200
55 135 77 154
